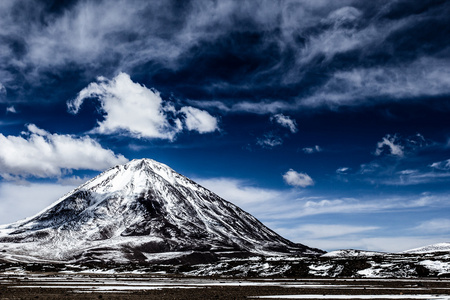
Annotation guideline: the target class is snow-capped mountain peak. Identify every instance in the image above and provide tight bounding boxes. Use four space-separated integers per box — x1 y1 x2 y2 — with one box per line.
77 158 190 193
0 158 323 263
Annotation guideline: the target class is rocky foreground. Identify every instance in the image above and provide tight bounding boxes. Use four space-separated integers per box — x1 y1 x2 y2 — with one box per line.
1 272 450 300
1 246 449 278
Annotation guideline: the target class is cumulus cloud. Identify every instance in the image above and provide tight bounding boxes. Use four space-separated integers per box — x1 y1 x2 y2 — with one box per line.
68 73 181 140
180 106 219 133
303 145 322 154
375 134 404 157
0 124 127 178
283 169 314 187
270 113 298 133
68 73 218 139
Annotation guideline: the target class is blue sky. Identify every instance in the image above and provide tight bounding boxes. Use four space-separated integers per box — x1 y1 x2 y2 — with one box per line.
0 0 449 252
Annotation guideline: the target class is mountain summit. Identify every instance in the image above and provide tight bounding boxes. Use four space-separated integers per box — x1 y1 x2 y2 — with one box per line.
0 159 323 264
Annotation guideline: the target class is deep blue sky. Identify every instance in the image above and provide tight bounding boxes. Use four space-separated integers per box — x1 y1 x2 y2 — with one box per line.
0 0 449 252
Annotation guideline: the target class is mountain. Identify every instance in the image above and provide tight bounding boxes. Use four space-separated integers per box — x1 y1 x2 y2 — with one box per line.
0 158 323 264
402 242 450 254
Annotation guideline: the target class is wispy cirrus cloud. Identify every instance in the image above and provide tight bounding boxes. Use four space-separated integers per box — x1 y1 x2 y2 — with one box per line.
413 218 450 234
277 224 379 240
0 0 449 112
430 159 450 171
300 57 450 109
195 176 450 251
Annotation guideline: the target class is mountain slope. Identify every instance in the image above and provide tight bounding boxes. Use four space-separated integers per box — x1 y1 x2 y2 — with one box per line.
0 159 323 263
402 242 450 254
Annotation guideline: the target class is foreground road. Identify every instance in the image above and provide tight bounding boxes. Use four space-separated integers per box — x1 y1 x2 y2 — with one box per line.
1 273 450 299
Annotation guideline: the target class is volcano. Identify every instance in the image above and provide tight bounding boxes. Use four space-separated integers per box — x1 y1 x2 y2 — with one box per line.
0 159 323 264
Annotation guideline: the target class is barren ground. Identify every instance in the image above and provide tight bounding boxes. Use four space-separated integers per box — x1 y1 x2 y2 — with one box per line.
1 273 450 299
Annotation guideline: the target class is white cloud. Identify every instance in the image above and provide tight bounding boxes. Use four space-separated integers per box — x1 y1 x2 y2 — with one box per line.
383 170 450 186
430 159 450 171
180 106 219 133
56 175 94 186
413 218 450 233
0 1 449 113
195 177 284 208
0 124 127 178
270 113 298 133
0 182 77 225
192 176 450 252
375 134 404 157
301 57 450 108
68 73 218 140
303 145 322 154
283 169 314 187
336 167 350 174
256 132 283 148
68 73 181 140
280 224 379 239
297 6 367 66
0 83 6 95
193 177 297 224
270 222 448 252
357 133 440 186
268 193 448 220
6 106 16 113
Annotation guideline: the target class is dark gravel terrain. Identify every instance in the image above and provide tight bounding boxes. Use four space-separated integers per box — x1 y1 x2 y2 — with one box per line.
1 273 450 299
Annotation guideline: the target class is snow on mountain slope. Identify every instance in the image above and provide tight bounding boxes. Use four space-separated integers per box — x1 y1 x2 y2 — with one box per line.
402 243 450 254
321 249 387 258
0 159 323 263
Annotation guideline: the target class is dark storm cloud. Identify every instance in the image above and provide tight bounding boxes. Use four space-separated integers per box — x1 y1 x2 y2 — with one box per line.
0 0 449 110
